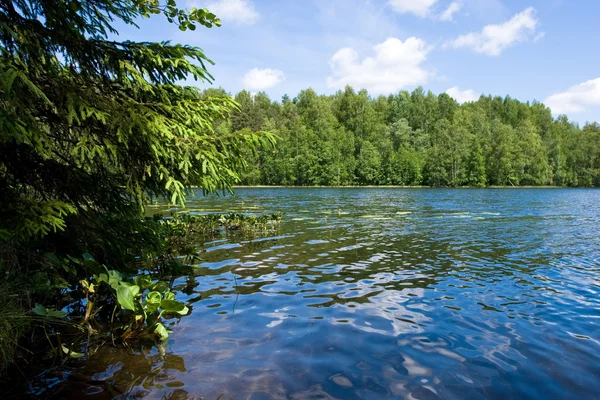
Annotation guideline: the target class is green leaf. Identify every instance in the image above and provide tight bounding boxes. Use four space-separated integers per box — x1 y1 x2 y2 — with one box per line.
135 275 152 290
32 304 47 316
163 291 175 301
107 270 123 288
116 284 137 311
176 305 189 316
153 322 169 341
33 304 67 318
62 344 85 359
160 299 185 313
47 309 68 318
147 291 162 304
151 281 169 293
130 284 140 298
145 290 162 312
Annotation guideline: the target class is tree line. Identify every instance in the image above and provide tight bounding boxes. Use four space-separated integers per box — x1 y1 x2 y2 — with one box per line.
211 86 600 187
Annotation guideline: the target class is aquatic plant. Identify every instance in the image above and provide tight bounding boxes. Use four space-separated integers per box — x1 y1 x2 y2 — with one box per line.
80 267 188 343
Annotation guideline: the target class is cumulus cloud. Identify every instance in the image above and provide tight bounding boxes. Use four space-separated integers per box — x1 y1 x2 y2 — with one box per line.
242 68 284 91
204 0 259 25
446 87 479 103
388 0 438 17
439 2 462 21
545 78 600 115
326 37 432 94
445 7 539 56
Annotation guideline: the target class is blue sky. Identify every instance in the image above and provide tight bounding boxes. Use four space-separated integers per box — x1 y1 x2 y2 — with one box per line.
117 0 600 124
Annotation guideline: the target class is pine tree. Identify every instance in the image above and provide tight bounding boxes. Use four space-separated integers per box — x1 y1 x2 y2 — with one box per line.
0 0 275 247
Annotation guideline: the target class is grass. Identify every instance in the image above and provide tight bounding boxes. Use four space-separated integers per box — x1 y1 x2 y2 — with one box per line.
0 288 29 372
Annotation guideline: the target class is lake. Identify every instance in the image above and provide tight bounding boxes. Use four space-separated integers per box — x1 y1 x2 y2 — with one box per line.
51 188 600 399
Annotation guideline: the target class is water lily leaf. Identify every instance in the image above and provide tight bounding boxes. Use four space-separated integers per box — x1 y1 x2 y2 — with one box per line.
116 284 137 311
160 299 185 313
61 344 85 359
153 322 169 341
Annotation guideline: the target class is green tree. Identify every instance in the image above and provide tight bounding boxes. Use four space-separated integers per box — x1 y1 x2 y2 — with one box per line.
356 141 381 185
516 119 550 185
203 84 599 189
466 141 487 187
0 0 274 256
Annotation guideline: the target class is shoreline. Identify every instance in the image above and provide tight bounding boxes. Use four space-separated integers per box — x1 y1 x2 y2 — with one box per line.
231 185 588 189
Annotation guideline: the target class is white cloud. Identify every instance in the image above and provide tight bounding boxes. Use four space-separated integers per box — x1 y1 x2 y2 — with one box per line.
205 0 259 25
242 68 285 91
439 2 462 21
446 87 479 103
545 78 600 115
326 37 432 94
445 7 539 56
388 0 438 17
533 32 546 42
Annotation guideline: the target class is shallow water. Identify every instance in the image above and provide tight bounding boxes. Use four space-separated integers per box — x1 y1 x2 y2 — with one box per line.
55 188 600 399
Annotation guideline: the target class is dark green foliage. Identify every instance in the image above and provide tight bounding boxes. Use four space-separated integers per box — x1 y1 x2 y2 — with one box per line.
231 85 600 187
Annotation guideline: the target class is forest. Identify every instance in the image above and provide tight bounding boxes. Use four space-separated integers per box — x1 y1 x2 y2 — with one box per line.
216 87 600 187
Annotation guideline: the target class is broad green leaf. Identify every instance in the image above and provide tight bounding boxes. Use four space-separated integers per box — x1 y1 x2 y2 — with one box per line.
96 273 108 284
145 290 162 312
107 270 123 288
163 291 175 301
135 275 152 290
153 323 169 341
147 291 162 304
176 305 189 316
33 304 67 318
160 299 185 313
116 284 137 311
32 304 47 316
151 281 168 293
47 309 68 318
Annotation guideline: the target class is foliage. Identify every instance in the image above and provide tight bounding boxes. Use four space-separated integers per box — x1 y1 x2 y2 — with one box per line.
226 87 600 187
79 265 188 343
0 285 29 370
0 0 275 248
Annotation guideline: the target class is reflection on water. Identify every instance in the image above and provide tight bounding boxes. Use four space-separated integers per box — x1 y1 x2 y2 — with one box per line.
54 189 600 398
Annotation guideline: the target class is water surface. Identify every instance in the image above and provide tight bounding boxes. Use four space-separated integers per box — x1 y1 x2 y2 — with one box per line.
56 189 600 399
